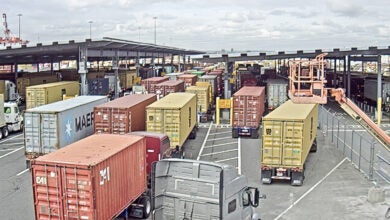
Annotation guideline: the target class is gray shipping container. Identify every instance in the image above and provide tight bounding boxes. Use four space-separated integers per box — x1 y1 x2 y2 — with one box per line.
266 79 288 110
24 96 108 162
88 78 109 95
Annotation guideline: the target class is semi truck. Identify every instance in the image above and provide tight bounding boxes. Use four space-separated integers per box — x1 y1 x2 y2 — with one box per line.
0 80 21 104
261 100 318 186
0 94 24 139
151 159 264 220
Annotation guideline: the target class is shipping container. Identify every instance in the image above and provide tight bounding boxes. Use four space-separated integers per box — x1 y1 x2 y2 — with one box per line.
87 78 110 95
232 86 265 138
17 74 58 99
154 80 185 98
24 96 108 166
261 100 318 186
141 76 169 94
177 74 198 87
192 70 206 77
165 72 184 81
146 93 197 154
31 134 151 220
207 70 224 97
266 79 288 110
196 81 214 106
94 94 157 134
186 86 213 122
26 81 80 109
199 75 218 100
120 70 137 90
364 79 390 103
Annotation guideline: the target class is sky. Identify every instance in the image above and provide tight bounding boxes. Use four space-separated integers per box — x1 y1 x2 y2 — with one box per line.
2 0 390 53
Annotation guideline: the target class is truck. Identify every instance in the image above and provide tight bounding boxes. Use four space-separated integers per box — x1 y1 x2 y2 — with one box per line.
0 80 21 104
24 95 108 167
261 100 318 186
232 86 265 138
31 134 152 220
25 81 80 109
151 159 264 220
185 85 213 123
0 94 24 139
146 93 197 157
94 94 157 134
265 78 288 111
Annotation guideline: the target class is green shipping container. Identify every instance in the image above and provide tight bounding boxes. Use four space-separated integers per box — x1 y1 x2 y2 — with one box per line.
26 81 80 109
261 100 318 186
146 93 197 148
185 86 209 113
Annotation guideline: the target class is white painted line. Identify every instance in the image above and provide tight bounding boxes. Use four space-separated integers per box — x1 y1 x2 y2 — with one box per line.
215 157 239 163
197 122 213 160
209 131 231 135
274 157 348 220
238 137 241 175
204 142 238 149
327 129 366 132
0 142 24 147
0 146 24 159
206 137 233 141
17 169 29 176
200 149 238 157
0 134 23 144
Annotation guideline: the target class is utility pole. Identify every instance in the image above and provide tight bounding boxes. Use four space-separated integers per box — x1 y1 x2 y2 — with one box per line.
153 17 157 45
88 20 93 39
17 14 22 44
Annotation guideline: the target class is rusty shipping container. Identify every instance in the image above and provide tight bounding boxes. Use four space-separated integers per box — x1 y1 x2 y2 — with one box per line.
31 134 148 220
141 76 169 94
94 94 157 134
26 81 80 109
146 93 197 150
261 100 318 186
154 80 185 98
232 86 265 138
177 74 198 87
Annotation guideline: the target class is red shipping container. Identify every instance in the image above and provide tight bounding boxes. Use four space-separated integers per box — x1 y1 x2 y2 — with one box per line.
207 71 224 96
31 134 146 220
141 76 169 94
154 80 185 98
233 86 265 128
94 94 157 134
177 74 198 87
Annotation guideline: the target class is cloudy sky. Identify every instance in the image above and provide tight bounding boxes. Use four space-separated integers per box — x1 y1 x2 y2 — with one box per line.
2 0 390 52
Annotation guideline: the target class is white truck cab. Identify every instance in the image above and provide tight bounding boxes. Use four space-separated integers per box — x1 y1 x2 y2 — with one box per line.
0 97 23 139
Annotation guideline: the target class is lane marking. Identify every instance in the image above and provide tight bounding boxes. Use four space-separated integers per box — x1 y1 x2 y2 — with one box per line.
0 134 23 144
215 157 239 163
17 169 29 176
204 142 238 149
0 146 24 159
238 137 241 175
0 142 24 147
197 122 213 160
206 137 233 141
209 131 231 135
200 149 238 157
275 157 348 220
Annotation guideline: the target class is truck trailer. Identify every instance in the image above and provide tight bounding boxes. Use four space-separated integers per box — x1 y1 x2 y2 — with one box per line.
261 100 318 186
152 159 264 220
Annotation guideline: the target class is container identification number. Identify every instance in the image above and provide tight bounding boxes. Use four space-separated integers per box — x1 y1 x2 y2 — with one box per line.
99 167 110 185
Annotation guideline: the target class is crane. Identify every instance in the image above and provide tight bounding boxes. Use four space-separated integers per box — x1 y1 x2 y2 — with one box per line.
288 53 390 148
0 13 29 45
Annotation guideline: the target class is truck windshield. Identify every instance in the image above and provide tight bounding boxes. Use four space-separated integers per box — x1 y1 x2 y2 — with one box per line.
4 107 11 114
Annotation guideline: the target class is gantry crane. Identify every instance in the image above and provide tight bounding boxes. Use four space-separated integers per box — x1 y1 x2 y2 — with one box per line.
288 53 390 148
0 13 28 45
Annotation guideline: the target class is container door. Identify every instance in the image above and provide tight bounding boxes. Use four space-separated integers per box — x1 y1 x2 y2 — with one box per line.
60 167 93 220
111 108 128 134
147 109 164 134
24 112 41 155
233 96 246 127
245 95 259 128
164 109 180 147
41 113 59 154
262 121 283 165
282 122 304 166
32 164 64 220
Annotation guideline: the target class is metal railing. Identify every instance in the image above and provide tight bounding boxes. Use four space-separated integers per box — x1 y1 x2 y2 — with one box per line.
319 105 390 186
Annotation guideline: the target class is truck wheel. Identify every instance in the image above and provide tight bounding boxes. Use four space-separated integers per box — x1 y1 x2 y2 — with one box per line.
251 129 259 139
232 129 239 138
2 127 9 138
0 130 3 140
310 139 317 153
140 196 151 218
291 172 303 186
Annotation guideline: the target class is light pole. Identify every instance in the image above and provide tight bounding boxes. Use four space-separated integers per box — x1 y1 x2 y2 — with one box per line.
88 21 93 39
138 26 140 41
153 17 157 45
17 14 22 44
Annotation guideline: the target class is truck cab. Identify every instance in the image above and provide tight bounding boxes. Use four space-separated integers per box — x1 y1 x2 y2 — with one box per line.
4 102 24 132
152 159 264 220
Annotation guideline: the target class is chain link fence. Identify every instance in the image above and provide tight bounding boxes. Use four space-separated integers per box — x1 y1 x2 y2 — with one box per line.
319 105 390 187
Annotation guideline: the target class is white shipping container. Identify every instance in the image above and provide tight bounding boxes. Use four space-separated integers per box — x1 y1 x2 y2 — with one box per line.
24 96 108 161
266 79 288 110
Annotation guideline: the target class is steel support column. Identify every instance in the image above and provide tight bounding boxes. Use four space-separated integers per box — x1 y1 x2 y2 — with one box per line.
347 55 351 98
78 46 88 95
343 56 347 90
333 58 337 88
377 55 382 125
113 50 119 99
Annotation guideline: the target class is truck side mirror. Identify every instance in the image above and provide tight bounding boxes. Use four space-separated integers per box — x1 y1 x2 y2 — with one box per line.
252 188 259 207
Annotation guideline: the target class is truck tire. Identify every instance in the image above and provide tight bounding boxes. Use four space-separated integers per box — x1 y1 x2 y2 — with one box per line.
291 172 304 186
140 195 151 218
189 129 196 139
0 128 3 139
232 129 239 138
2 127 9 138
251 129 259 139
310 139 317 153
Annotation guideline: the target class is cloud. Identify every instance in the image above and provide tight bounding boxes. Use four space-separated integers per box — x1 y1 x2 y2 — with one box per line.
326 0 365 17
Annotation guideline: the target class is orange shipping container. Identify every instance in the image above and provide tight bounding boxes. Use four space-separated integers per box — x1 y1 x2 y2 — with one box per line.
141 76 169 94
31 134 147 220
154 80 185 98
177 74 198 87
94 94 157 134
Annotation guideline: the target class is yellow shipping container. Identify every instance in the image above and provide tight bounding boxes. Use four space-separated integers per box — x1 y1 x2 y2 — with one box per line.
261 100 318 186
185 86 209 113
26 81 80 109
119 71 137 90
146 93 197 148
17 75 58 99
195 81 213 105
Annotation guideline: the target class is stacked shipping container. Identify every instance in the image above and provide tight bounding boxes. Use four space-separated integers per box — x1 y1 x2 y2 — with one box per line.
141 76 169 94
154 80 185 98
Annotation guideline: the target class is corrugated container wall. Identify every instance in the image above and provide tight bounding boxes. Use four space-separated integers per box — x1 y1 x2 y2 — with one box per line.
120 71 137 90
177 74 198 87
31 134 146 220
233 86 265 128
24 96 108 159
26 81 80 109
196 82 213 106
88 78 110 95
94 94 157 134
154 80 185 98
185 86 209 113
141 76 169 94
146 93 197 148
17 75 58 99
165 72 184 81
198 75 218 100
266 79 288 110
262 100 318 168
